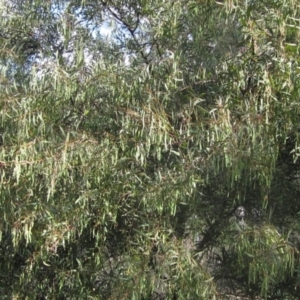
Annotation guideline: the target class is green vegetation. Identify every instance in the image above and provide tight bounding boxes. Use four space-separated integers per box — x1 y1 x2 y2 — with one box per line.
1 0 300 299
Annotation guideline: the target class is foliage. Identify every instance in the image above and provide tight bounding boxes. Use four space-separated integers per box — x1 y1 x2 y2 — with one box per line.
1 0 300 299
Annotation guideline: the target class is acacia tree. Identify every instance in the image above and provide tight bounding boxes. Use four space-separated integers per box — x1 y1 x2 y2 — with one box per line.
1 0 300 299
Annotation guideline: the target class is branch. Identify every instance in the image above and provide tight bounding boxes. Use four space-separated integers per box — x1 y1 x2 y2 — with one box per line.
101 1 152 65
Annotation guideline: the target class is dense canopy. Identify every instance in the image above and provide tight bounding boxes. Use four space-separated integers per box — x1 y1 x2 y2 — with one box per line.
1 0 300 299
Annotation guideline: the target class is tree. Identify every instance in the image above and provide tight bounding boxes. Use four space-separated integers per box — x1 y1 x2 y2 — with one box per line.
0 0 300 299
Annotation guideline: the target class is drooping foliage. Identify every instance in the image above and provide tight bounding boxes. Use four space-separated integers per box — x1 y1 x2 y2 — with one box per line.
1 0 300 299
